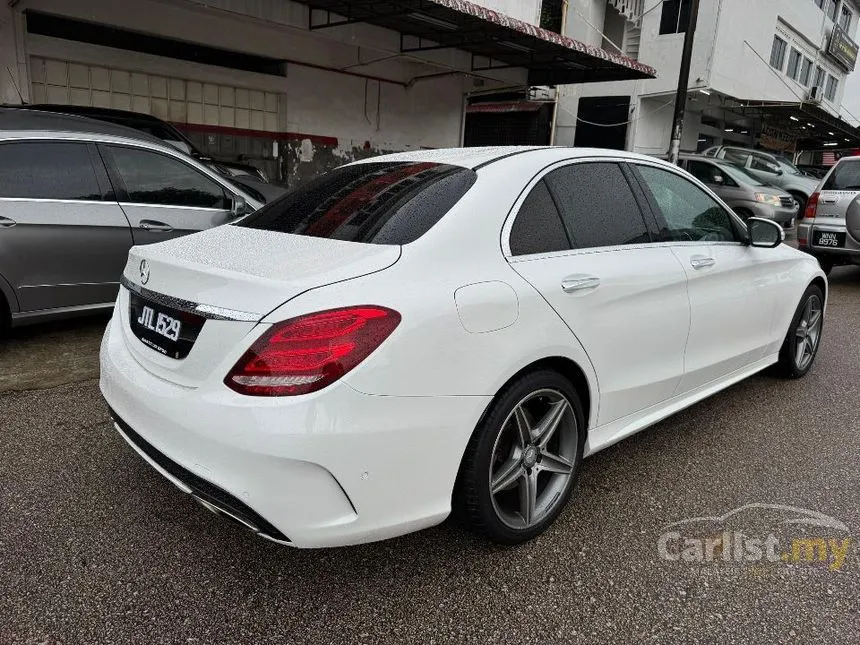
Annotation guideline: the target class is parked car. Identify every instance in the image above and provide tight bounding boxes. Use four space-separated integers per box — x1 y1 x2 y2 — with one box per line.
798 156 860 275
100 147 826 548
10 104 270 183
703 145 818 214
797 164 829 180
678 154 798 226
0 108 262 333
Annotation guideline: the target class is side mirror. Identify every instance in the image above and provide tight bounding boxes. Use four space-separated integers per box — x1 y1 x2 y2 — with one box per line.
747 217 784 248
230 195 252 218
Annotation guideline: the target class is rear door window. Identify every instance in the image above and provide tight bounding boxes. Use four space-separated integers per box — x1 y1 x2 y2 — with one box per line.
509 180 571 255
541 162 652 249
0 141 102 200
822 161 860 191
237 162 477 245
104 145 228 209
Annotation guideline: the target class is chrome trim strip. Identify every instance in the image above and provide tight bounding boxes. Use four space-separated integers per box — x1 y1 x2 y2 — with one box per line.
120 276 261 322
0 197 109 205
119 202 227 212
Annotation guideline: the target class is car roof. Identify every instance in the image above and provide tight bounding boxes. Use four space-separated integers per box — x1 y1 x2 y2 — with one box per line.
348 146 683 171
0 107 173 148
17 104 168 125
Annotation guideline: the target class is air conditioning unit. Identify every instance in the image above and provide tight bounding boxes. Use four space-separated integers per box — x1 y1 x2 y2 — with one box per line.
808 86 822 103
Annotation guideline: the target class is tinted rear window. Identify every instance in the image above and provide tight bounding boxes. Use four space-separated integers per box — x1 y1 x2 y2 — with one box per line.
543 162 651 249
236 162 477 244
0 141 102 200
822 161 860 191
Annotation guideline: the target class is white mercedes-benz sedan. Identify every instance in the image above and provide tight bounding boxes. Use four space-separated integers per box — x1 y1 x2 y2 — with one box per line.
100 147 827 548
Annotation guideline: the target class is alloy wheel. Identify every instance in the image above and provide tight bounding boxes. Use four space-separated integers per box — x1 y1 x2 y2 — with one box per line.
795 294 823 371
488 388 578 530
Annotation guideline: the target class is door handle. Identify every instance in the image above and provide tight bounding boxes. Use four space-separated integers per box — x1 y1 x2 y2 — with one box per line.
690 256 716 269
0 216 17 228
139 220 173 232
561 276 601 293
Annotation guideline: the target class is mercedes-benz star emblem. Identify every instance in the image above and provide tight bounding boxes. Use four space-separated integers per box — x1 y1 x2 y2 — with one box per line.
139 259 150 285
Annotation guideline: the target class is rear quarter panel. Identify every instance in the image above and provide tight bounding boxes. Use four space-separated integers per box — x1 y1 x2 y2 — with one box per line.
260 159 601 428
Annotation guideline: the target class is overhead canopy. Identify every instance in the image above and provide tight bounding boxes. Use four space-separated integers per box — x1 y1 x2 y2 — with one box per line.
738 100 860 151
303 0 656 85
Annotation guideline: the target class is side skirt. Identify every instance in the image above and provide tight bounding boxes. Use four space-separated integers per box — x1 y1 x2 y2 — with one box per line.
584 353 779 457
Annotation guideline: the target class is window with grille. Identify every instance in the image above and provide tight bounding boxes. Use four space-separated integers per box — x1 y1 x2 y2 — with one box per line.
770 36 788 70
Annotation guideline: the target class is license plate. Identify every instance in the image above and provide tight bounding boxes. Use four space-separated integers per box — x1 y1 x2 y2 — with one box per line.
813 230 846 248
129 292 205 359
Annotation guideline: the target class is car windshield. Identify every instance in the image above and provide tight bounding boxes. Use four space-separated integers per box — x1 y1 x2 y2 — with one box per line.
822 160 860 190
715 161 767 186
777 159 804 176
235 161 477 245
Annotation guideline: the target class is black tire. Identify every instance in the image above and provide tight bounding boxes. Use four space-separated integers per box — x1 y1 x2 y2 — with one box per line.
454 370 585 544
0 293 9 341
777 284 825 379
790 193 807 219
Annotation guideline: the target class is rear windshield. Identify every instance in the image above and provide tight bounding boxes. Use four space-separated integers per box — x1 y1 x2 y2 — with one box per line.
235 162 477 244
822 160 860 191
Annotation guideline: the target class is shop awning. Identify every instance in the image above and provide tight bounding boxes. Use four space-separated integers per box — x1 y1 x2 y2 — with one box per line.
302 0 656 85
738 100 860 151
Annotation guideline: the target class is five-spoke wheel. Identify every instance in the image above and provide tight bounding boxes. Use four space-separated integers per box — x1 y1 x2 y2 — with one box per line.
455 370 584 544
489 389 577 530
778 283 825 378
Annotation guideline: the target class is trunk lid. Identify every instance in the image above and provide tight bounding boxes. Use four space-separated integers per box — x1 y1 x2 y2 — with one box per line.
119 225 401 386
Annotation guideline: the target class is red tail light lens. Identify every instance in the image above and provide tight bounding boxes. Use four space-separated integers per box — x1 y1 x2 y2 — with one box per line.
803 192 819 220
225 306 401 396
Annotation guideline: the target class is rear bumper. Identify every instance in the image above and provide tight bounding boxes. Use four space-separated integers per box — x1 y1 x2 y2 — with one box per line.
100 314 490 547
797 221 860 262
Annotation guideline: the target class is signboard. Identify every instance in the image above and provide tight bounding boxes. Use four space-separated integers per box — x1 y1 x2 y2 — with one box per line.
759 124 797 155
829 25 858 71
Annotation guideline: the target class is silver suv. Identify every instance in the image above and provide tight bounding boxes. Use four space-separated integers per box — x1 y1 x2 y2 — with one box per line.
798 157 860 274
0 109 261 333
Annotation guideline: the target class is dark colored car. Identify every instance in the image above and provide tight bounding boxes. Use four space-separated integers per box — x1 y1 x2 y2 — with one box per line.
9 104 269 183
0 108 261 332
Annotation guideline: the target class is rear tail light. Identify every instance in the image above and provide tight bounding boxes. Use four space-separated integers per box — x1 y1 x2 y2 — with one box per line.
803 192 819 220
225 306 400 396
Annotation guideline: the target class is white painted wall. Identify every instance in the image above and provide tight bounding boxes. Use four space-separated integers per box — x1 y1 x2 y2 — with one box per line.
4 0 540 153
0 3 25 104
556 0 860 153
709 0 858 115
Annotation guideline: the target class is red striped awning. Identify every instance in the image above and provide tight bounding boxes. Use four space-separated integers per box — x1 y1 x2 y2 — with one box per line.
301 0 656 85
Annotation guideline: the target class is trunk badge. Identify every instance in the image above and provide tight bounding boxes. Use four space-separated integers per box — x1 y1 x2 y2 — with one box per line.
139 259 150 285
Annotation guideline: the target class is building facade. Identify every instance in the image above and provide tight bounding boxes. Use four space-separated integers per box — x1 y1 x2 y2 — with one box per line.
556 0 860 161
0 0 650 186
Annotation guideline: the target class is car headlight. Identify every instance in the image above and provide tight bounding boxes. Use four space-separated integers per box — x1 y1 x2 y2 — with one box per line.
754 193 782 207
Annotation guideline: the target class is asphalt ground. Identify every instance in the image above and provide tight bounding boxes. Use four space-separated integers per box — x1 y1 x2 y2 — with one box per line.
1 266 859 644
